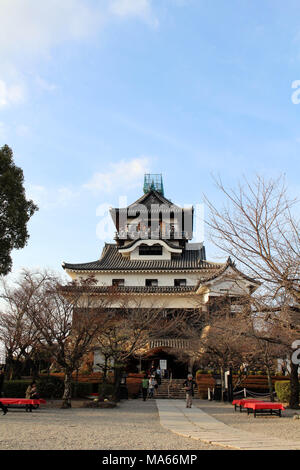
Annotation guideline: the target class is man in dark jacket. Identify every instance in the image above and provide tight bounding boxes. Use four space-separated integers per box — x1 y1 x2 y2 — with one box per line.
183 374 197 408
0 369 7 415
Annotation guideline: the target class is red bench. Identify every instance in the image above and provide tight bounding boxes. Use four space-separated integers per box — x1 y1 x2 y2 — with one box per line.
244 401 285 418
0 398 46 412
232 398 260 412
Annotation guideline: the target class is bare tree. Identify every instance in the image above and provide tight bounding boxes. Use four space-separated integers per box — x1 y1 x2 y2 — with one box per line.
0 270 114 408
0 271 46 379
205 175 300 407
93 297 189 400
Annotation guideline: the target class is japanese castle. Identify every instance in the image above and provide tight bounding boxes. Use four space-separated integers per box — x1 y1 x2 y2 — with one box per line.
63 174 259 377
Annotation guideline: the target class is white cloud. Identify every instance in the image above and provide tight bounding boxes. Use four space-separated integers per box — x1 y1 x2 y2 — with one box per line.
0 79 25 108
0 0 159 106
25 157 152 208
109 0 158 26
0 1 157 61
26 184 79 209
0 0 103 60
35 76 57 92
83 157 151 193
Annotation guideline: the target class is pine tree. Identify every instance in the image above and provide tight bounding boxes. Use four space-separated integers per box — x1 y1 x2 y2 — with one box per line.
0 145 38 275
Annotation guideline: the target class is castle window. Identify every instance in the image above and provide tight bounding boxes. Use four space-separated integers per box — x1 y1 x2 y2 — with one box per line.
174 279 186 287
145 279 158 287
112 279 125 287
139 244 163 256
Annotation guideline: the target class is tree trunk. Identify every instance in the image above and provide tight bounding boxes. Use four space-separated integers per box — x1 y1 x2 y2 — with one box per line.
220 366 225 402
289 360 299 409
113 367 122 402
266 366 274 402
62 369 73 408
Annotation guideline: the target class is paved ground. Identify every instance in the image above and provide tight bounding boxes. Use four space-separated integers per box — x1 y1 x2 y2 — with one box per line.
156 399 300 450
197 400 300 444
0 399 221 450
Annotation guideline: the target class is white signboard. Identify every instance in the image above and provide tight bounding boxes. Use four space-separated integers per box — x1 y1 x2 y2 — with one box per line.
160 360 167 370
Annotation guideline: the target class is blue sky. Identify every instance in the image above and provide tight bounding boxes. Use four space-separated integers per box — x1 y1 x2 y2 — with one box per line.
1 0 300 279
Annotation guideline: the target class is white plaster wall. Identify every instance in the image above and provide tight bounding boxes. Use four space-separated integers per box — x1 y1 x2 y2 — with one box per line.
66 270 201 287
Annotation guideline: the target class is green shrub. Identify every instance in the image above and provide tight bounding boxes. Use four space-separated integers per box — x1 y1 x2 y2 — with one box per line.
2 377 95 399
72 382 94 398
99 383 114 398
275 381 291 402
37 376 64 398
2 380 31 398
274 381 300 403
275 380 300 403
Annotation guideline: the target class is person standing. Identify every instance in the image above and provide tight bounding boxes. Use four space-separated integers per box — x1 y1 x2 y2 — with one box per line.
148 376 156 398
25 380 38 412
150 362 156 376
155 367 161 386
141 375 149 401
183 374 197 408
0 368 4 397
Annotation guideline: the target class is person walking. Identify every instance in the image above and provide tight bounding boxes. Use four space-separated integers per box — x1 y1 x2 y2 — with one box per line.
0 401 7 416
0 369 8 415
148 376 156 398
141 375 149 401
183 374 197 408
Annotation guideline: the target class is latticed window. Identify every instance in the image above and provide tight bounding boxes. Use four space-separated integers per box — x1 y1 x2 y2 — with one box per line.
112 279 125 286
174 279 187 287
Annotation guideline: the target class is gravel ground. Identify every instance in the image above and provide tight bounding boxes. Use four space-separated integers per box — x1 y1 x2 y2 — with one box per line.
0 399 221 450
196 399 300 442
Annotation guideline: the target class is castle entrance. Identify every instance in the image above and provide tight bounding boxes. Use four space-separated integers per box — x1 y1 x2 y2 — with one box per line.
141 348 189 379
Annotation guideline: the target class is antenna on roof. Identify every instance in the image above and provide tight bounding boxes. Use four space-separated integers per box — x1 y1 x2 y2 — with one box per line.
143 174 164 195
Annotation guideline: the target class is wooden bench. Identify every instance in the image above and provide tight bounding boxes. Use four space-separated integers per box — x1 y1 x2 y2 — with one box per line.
0 398 46 412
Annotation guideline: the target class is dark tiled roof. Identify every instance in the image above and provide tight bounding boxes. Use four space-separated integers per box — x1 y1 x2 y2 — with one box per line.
63 243 223 272
203 257 261 285
60 285 198 294
110 190 187 213
128 190 179 210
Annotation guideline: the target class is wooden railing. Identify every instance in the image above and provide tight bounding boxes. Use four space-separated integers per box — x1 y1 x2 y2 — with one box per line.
149 338 193 349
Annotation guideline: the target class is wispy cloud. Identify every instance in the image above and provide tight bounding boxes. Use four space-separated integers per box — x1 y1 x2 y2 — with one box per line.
26 184 80 209
83 157 152 193
26 156 152 208
109 0 158 27
0 79 25 108
0 1 103 60
0 0 159 106
35 76 57 93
